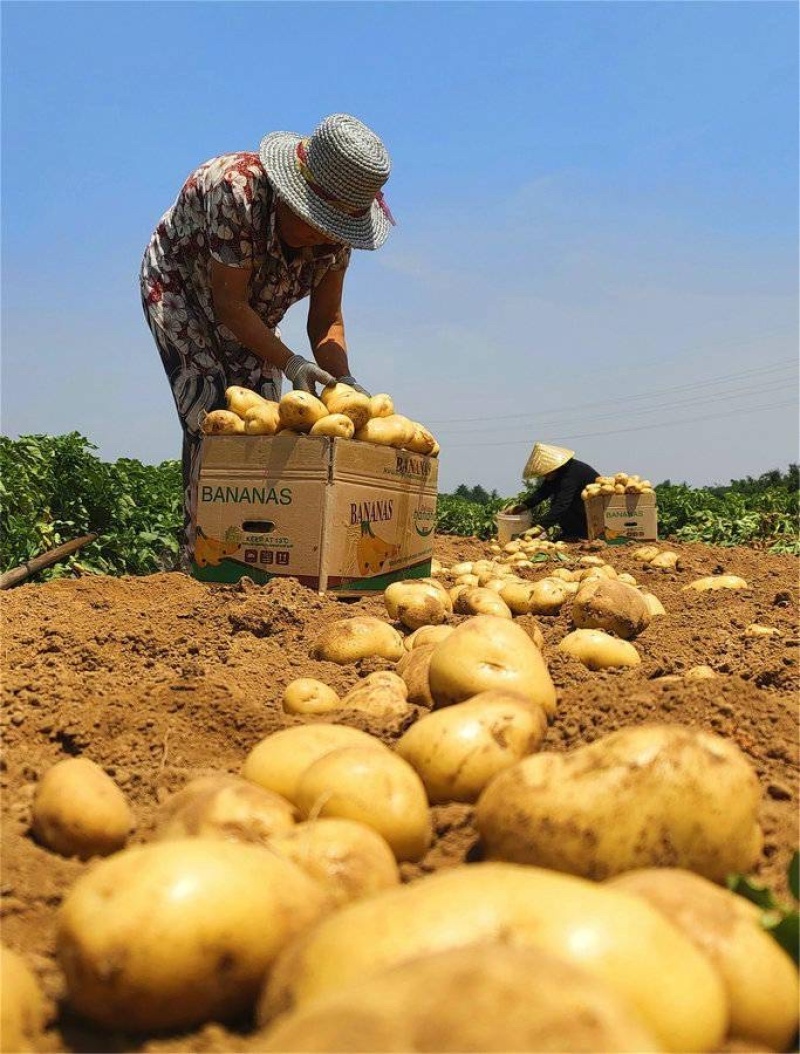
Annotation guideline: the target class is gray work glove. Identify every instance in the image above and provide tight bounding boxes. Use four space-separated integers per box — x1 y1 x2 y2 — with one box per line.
283 354 336 395
338 374 371 398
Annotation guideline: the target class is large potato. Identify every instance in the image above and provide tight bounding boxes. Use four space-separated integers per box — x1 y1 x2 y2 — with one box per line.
558 628 641 669
452 587 512 619
311 616 404 664
278 391 328 432
0 945 50 1054
427 616 557 717
572 579 652 639
242 724 386 803
319 385 371 430
525 578 572 615
226 385 272 417
243 402 281 435
294 747 432 862
252 944 661 1052
153 775 297 844
682 575 749 592
260 862 727 1053
56 839 331 1032
475 724 762 882
30 757 134 860
384 581 451 630
338 671 412 719
267 818 400 906
608 868 800 1051
394 691 548 803
309 414 355 439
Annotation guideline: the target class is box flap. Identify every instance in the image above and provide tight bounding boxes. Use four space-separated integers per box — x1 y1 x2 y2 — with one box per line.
199 435 329 479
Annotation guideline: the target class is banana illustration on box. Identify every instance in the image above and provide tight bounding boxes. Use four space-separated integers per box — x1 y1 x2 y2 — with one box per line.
194 526 241 568
356 520 400 576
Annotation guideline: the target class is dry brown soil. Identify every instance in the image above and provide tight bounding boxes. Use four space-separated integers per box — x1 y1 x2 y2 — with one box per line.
1 536 798 1052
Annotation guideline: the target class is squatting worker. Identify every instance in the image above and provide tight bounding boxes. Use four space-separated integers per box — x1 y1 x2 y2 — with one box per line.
139 113 396 563
506 443 599 541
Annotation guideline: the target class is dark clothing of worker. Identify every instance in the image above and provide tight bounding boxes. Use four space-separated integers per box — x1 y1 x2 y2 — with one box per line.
522 458 598 539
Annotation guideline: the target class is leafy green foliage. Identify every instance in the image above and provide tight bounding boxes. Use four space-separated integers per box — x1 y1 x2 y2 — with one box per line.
435 494 507 539
0 434 182 579
727 851 800 965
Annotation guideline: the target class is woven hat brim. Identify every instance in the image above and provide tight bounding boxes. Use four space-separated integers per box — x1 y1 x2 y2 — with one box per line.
523 444 575 479
259 131 390 251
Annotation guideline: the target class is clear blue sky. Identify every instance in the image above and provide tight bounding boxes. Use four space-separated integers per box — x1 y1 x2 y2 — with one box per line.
2 0 798 496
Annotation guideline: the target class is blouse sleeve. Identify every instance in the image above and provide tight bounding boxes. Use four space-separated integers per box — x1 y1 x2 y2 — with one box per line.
203 161 259 268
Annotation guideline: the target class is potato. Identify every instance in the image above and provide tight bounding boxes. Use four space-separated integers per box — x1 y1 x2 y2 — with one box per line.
318 387 370 430
243 724 386 803
283 678 341 715
404 423 438 456
548 567 577 582
577 564 617 581
311 616 404 664
395 644 436 708
641 591 666 617
56 839 331 1032
30 757 134 860
579 555 606 567
338 671 411 719
200 409 245 435
260 862 727 1053
649 551 679 570
403 624 454 651
395 691 548 803
0 945 50 1054
309 413 355 439
368 393 394 418
744 623 780 637
252 943 662 1053
354 415 415 448
428 616 557 717
684 664 717 680
453 587 513 619
475 724 762 883
524 578 572 615
294 747 432 862
682 575 749 592
226 385 272 417
267 818 400 906
617 572 638 585
278 391 329 432
454 572 480 588
496 580 538 615
153 775 297 844
384 581 451 630
557 628 641 669
243 401 281 435
572 579 652 640
450 561 474 576
632 545 661 562
609 868 800 1051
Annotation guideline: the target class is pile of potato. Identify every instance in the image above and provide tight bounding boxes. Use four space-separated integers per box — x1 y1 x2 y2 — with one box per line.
199 383 440 456
582 472 655 500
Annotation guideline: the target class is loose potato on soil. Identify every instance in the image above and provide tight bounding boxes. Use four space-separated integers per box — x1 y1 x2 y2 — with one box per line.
252 943 662 1053
474 724 763 883
30 757 134 860
402 624 454 651
682 575 750 592
395 690 549 803
744 623 780 637
641 591 666 617
632 545 662 562
260 862 727 1053
427 615 557 716
384 580 451 630
608 868 800 1051
56 838 331 1032
267 818 400 906
338 671 411 719
524 578 572 614
558 628 641 669
395 644 436 708
572 579 652 640
294 747 432 862
453 586 513 619
649 551 679 570
282 678 341 715
311 616 405 664
0 944 50 1054
153 775 297 844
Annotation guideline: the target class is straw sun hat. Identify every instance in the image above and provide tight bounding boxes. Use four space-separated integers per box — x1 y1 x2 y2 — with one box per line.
523 442 575 479
259 113 395 251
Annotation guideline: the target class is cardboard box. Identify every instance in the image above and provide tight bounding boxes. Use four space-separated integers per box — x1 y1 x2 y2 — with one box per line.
192 435 438 595
584 492 658 543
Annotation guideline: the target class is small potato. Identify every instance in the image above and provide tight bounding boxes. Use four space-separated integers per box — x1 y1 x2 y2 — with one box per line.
454 572 480 588
200 409 245 435
525 578 572 615
0 945 50 1054
632 545 661 562
384 581 451 631
404 423 438 456
609 868 800 1051
283 678 341 715
311 616 405 664
279 391 329 432
153 775 297 844
649 551 679 570
475 724 763 884
56 839 331 1032
682 575 749 592
309 414 355 439
744 623 780 637
579 555 606 567
497 580 539 615
294 747 432 862
243 724 386 803
338 672 411 719
557 629 641 670
453 587 513 619
427 615 557 717
403 624 454 651
450 562 474 576
243 402 281 435
684 665 717 680
572 579 652 640
577 564 617 581
641 591 666 617
31 757 134 861
548 567 577 582
368 393 394 418
226 385 272 417
616 572 638 585
267 818 400 906
395 691 549 803
396 644 436 708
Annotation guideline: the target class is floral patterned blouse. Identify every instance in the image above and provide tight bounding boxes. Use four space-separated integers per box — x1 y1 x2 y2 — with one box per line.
140 152 351 357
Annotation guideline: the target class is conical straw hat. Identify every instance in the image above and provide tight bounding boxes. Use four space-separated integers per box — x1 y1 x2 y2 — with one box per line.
523 442 575 479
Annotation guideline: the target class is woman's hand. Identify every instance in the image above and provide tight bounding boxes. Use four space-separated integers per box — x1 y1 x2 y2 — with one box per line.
283 355 336 394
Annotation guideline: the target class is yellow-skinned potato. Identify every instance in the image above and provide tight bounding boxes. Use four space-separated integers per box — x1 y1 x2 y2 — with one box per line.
294 747 432 861
319 385 371 429
267 818 400 906
579 555 606 567
632 545 661 562
380 414 417 446
31 757 134 861
577 564 617 581
684 664 717 680
200 409 245 435
404 423 438 455
338 671 411 719
279 391 329 432
260 862 727 1053
608 868 799 1051
396 644 436 708
283 678 341 716
309 413 355 439
450 562 474 576
225 385 273 417
548 567 577 582
453 587 513 619
152 775 297 844
482 577 510 594
311 616 404 664
454 572 480 588
558 628 641 669
242 724 386 803
475 724 762 883
496 580 537 615
617 572 638 585
384 581 451 630
395 691 549 803
56 839 331 1032
243 401 282 435
682 575 749 592
572 579 652 640
641 591 666 617
368 393 394 418
744 623 780 637
252 943 662 1053
353 417 408 448
525 578 572 614
0 945 50 1054
427 615 557 717
649 551 679 570
403 624 454 651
